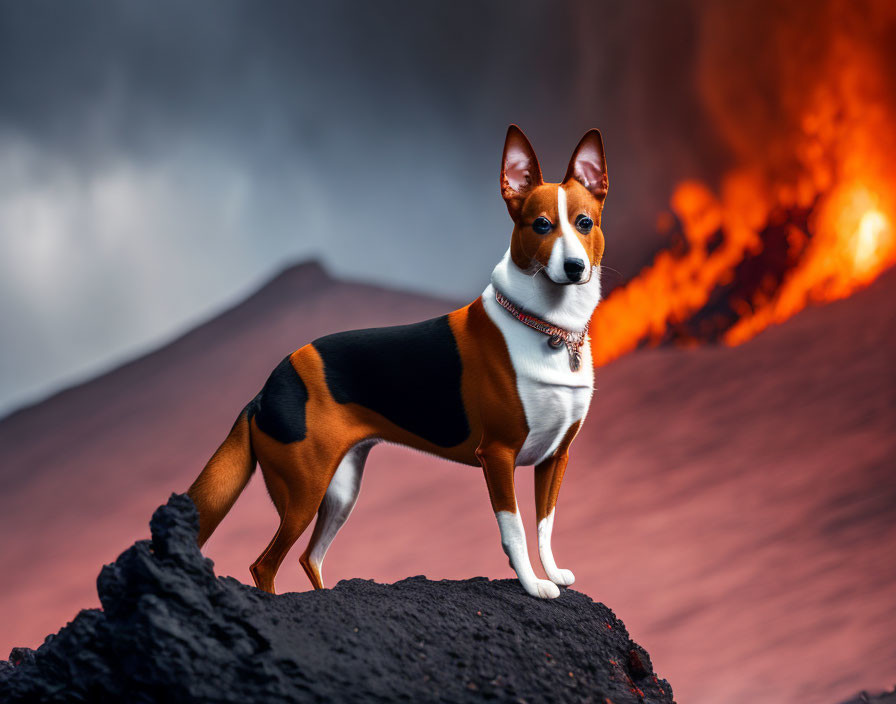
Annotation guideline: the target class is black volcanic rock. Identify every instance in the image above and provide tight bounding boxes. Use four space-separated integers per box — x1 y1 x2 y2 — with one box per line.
0 494 674 703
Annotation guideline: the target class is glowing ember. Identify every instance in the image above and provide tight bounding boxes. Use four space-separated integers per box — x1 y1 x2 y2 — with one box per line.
722 186 895 346
853 209 889 274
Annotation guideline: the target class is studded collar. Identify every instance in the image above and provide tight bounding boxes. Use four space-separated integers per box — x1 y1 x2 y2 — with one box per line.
493 288 590 372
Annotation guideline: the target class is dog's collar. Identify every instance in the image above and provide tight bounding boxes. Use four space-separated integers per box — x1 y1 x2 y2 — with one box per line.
493 288 589 372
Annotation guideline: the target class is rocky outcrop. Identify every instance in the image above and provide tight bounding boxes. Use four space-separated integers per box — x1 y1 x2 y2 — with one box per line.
1 494 674 703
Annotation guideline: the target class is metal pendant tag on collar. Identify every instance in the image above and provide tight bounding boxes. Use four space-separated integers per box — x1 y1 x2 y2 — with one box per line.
494 289 589 372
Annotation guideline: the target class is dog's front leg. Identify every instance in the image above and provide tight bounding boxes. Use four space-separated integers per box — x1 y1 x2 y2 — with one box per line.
478 444 561 599
534 451 575 587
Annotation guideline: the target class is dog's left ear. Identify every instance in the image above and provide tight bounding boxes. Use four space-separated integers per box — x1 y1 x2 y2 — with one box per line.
564 129 608 200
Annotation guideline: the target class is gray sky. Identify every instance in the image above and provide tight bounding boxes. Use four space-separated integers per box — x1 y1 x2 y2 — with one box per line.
0 0 725 416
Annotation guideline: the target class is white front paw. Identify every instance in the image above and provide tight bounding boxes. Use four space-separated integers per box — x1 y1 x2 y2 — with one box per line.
549 568 575 587
524 579 561 599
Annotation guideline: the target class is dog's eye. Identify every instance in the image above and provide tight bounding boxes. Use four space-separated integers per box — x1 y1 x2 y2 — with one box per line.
575 214 594 234
532 217 553 235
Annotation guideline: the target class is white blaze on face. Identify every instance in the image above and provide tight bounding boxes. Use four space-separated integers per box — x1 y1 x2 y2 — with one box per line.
546 186 591 283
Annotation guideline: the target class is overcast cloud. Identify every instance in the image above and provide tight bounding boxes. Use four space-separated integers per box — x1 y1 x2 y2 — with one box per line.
0 0 722 416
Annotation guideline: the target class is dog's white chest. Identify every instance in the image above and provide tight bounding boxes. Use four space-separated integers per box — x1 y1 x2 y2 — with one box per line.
482 286 595 466
514 375 592 466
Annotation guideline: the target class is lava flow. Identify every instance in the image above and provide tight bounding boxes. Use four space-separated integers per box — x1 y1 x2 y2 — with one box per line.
591 0 896 366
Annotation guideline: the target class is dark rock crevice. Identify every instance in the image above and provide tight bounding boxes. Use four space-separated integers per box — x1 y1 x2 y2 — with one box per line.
1 494 674 703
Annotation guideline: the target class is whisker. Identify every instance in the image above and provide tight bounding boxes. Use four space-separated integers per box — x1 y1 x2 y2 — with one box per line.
599 266 625 282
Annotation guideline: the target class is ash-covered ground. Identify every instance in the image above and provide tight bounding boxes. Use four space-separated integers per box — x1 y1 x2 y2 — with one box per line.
0 494 673 703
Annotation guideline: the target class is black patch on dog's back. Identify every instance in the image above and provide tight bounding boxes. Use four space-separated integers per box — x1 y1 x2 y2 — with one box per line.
312 316 469 447
250 356 308 443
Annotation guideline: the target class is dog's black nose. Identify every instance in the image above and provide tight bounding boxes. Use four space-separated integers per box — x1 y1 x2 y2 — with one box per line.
564 258 586 281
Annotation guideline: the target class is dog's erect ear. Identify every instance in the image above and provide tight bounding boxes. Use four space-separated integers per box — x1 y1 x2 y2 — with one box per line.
564 129 608 200
501 125 543 220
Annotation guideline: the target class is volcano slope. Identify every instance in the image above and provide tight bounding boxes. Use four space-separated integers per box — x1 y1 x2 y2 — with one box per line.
1 261 894 704
0 494 674 704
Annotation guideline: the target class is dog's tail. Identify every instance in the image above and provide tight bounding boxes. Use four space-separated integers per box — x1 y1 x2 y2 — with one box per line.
187 396 259 547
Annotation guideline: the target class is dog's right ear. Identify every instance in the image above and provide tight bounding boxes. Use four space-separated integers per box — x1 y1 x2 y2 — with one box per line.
500 125 543 221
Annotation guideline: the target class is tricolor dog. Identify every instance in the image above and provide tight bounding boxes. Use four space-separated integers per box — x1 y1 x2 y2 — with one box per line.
188 125 608 599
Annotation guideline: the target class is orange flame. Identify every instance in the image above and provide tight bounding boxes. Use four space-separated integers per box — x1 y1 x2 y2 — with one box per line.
725 185 893 345
591 1 896 366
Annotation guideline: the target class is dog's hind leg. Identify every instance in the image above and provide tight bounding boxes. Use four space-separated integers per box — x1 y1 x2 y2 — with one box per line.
299 440 376 589
249 450 340 594
250 501 325 594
